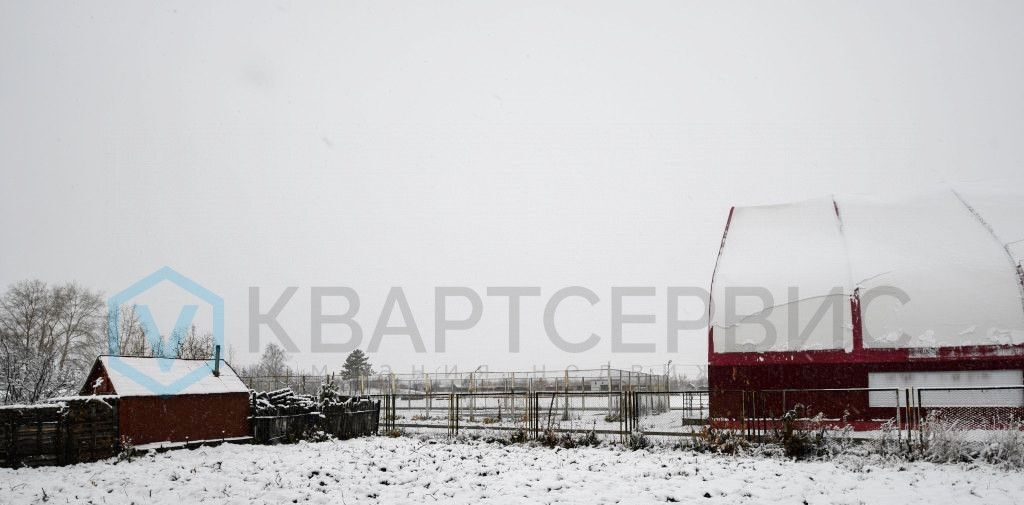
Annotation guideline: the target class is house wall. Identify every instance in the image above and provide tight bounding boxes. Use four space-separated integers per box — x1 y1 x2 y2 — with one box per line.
118 393 250 445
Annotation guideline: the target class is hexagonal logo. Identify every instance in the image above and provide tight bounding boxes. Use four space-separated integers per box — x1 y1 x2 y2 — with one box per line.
106 266 224 395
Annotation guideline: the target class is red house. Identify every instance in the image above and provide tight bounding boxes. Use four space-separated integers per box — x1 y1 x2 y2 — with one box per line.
708 190 1024 426
81 356 251 446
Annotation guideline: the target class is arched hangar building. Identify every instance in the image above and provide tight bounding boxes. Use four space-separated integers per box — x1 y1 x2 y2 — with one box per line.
707 189 1024 424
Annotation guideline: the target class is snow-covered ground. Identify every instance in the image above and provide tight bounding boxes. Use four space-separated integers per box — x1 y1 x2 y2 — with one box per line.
2 437 1022 504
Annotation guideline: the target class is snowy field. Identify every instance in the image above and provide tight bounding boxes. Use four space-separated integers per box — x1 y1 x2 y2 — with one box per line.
2 437 1022 504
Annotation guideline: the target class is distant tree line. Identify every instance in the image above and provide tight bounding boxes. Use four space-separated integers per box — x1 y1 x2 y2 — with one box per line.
0 279 382 404
109 304 213 360
0 279 215 405
233 345 374 390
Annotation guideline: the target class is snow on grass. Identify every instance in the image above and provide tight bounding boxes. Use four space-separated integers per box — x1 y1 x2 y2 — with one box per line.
1 437 1021 504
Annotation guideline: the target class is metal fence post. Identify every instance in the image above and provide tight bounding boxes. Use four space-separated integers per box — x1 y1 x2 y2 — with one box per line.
741 389 749 436
632 390 639 434
562 369 570 421
618 391 625 444
606 365 613 418
915 387 924 448
904 388 912 451
447 393 454 438
581 376 586 411
894 388 901 444
533 392 540 440
426 375 432 419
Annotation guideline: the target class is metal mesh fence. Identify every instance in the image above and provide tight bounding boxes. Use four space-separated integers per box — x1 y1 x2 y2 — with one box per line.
917 385 1024 433
532 391 630 437
746 388 906 439
374 392 456 433
704 388 910 438
374 390 711 442
634 391 709 439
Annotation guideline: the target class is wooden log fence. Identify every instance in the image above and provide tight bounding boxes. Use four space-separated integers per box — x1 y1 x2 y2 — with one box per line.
1 397 118 468
251 398 381 444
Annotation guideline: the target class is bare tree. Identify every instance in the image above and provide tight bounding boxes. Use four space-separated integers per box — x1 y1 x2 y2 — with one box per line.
257 342 289 377
171 324 214 360
0 280 104 404
0 279 224 404
109 304 147 357
111 307 214 360
0 280 58 403
50 283 105 372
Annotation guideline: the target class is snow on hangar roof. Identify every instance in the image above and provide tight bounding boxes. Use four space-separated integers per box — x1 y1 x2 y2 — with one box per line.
95 356 249 397
710 189 1024 353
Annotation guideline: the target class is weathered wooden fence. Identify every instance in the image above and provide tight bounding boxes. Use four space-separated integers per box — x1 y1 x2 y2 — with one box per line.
251 413 318 443
0 397 118 468
321 401 380 439
251 398 380 444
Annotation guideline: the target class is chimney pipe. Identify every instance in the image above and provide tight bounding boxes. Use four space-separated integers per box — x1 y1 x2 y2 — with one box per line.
213 345 221 377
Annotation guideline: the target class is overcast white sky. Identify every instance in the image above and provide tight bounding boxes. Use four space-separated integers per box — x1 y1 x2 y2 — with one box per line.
2 1 1023 376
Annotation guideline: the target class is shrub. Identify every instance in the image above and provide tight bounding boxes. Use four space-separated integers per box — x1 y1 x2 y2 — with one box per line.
979 421 1024 469
576 429 600 447
508 428 528 444
303 429 334 443
689 426 748 455
539 429 560 448
627 430 650 451
557 431 578 449
117 436 136 463
921 412 1024 468
871 418 905 458
920 412 977 464
776 405 856 460
316 375 343 407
